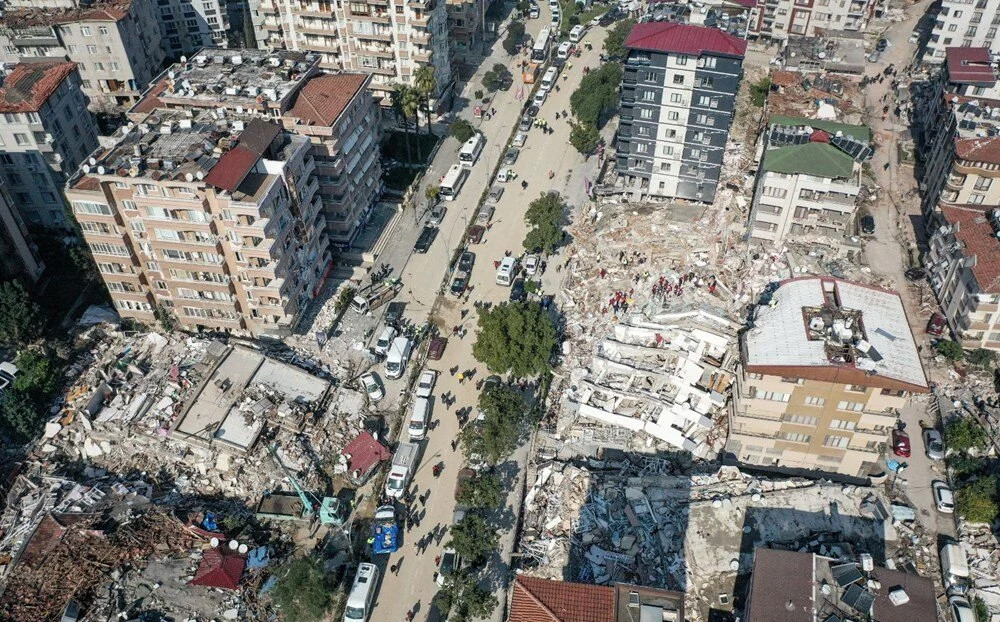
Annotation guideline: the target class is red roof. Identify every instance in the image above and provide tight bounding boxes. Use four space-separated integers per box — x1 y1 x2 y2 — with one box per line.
289 73 368 127
625 22 746 58
130 78 169 115
0 62 77 113
946 47 997 85
190 548 245 590
203 119 280 193
341 432 390 478
940 205 1000 293
770 70 800 88
509 576 615 622
955 136 1000 165
1 2 131 28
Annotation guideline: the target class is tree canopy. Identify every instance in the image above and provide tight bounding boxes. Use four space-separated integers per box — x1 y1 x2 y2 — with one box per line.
462 385 526 464
0 281 43 347
570 63 622 128
945 417 989 453
569 121 600 155
270 557 332 622
473 301 557 377
604 19 636 59
435 571 499 622
447 512 499 566
456 472 505 508
451 119 476 143
522 191 566 254
482 63 512 92
503 21 526 55
957 475 999 524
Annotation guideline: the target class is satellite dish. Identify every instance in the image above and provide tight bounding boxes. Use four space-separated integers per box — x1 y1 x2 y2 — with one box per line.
238 544 249 554
185 173 195 182
88 157 97 165
196 170 205 180
82 164 91 173
210 537 220 547
97 166 106 175
228 540 239 550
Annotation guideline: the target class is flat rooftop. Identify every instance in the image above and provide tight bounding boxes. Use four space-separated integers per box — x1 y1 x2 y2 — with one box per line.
744 278 927 392
0 0 132 28
0 61 76 113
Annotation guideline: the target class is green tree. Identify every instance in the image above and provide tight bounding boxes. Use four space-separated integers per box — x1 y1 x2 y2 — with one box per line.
473 301 557 377
425 185 441 204
334 286 357 313
749 76 771 107
388 86 413 164
462 386 525 464
945 417 989 453
0 390 43 442
482 70 501 92
451 119 476 143
503 21 526 55
414 65 438 137
456 472 505 508
270 557 333 622
968 348 997 369
435 571 499 622
448 513 499 565
13 349 61 399
0 280 43 348
957 475 999 524
523 191 566 254
569 121 600 154
935 339 965 361
570 63 622 127
154 303 177 332
603 18 636 59
402 85 424 161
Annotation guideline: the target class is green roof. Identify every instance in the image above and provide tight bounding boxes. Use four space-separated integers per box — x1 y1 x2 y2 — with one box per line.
762 142 856 179
768 115 872 142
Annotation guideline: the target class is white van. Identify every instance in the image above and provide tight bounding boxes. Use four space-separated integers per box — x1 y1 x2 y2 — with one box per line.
569 24 585 43
344 563 379 622
941 542 970 592
557 41 572 60
385 337 412 379
540 66 558 92
408 396 430 440
374 326 397 356
496 257 517 286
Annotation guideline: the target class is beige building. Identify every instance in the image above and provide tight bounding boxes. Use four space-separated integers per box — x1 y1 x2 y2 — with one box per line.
130 49 382 245
747 0 879 40
727 277 928 478
65 114 331 336
0 0 166 106
252 0 452 105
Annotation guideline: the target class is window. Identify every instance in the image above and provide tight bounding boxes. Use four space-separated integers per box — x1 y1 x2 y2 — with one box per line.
670 93 683 103
969 193 985 204
80 221 112 234
635 143 648 154
836 400 864 412
754 388 790 402
673 74 684 85
675 55 687 66
762 186 788 199
974 177 992 191
697 56 717 69
659 162 671 172
99 25 109 35
73 201 112 215
948 23 958 31
846 384 867 392
668 111 679 120
642 90 655 101
13 133 29 146
87 44 98 53
81 26 92 36
121 200 137 211
804 396 826 407
781 413 819 426
830 419 857 430
662 145 674 156
823 435 850 448
698 95 711 106
639 108 654 119
637 126 650 136
130 221 146 232
777 431 811 443
89 242 130 256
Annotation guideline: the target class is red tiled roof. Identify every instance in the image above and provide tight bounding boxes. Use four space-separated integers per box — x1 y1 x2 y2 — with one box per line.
130 78 169 115
289 73 368 127
940 205 1000 293
71 175 101 191
190 548 245 590
625 22 747 58
509 576 615 622
0 62 77 113
770 70 800 88
946 47 997 85
341 432 390 478
955 136 1000 165
203 118 280 193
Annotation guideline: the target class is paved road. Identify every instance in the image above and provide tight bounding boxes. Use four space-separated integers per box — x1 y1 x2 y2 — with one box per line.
895 399 956 539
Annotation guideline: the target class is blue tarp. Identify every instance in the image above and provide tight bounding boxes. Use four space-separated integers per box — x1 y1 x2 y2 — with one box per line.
373 521 399 554
247 546 270 569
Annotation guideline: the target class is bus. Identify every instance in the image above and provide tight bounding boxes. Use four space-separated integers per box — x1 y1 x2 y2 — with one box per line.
440 164 469 201
531 27 551 62
458 131 485 167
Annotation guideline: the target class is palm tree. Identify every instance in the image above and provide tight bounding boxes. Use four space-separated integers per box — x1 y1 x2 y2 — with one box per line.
414 65 438 137
389 85 412 164
402 86 423 162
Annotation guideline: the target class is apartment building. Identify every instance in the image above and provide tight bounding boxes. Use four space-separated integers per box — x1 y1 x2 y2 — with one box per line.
747 117 872 245
130 49 382 246
0 61 99 229
0 0 165 106
746 0 878 40
616 22 745 204
727 277 927 478
65 115 331 336
253 0 452 105
446 0 488 60
155 0 230 58
0 180 45 285
925 0 1000 63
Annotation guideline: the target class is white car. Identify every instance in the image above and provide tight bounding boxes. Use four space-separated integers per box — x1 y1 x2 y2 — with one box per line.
949 595 976 622
524 254 540 276
533 90 547 107
513 132 528 147
416 369 438 399
497 168 515 183
374 326 397 356
359 372 385 402
924 428 945 460
0 361 19 395
933 480 956 513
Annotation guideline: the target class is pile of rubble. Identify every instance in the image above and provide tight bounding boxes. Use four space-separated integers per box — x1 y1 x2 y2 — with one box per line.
958 524 1000 617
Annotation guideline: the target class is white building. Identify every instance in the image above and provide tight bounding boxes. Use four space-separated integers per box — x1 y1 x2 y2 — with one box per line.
926 0 1000 63
747 0 880 40
156 0 230 58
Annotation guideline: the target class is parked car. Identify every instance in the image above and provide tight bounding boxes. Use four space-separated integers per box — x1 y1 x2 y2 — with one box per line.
533 90 547 107
450 270 469 295
496 168 515 183
467 225 486 244
435 548 461 587
359 372 385 402
427 336 448 360
504 148 520 165
428 204 447 226
526 104 539 117
497 73 513 91
860 214 875 235
891 429 911 457
513 132 528 147
904 267 927 281
519 115 533 132
385 301 405 326
0 361 19 395
488 185 504 203
524 254 540 276
509 278 527 302
458 251 475 273
876 37 888 51
923 428 945 460
416 369 437 398
476 206 494 226
926 312 947 336
414 226 437 253
374 326 398 356
948 595 976 622
933 480 956 513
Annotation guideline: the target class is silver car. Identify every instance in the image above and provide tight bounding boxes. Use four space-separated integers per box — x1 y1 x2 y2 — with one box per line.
923 428 945 460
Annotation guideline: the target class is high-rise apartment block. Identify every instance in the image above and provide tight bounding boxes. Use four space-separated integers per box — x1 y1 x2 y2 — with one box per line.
66 115 330 336
746 0 879 40
446 0 489 60
727 277 927 478
925 0 1000 63
252 0 452 105
616 22 745 204
130 49 382 245
0 61 99 229
0 180 45 285
0 0 166 106
156 0 230 57
747 117 872 245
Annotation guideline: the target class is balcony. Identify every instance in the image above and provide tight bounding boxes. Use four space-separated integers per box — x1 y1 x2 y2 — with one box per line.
298 24 338 35
349 8 391 22
945 173 966 190
410 13 430 26
350 26 394 41
359 46 395 58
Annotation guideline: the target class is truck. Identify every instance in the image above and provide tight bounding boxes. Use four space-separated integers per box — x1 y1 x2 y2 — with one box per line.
385 441 420 498
351 280 401 315
371 505 399 554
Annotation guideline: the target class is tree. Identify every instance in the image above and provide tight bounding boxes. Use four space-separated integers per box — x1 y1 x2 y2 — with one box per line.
13 349 61 399
482 70 501 92
0 390 43 443
968 348 997 369
935 339 965 361
603 18 636 59
569 63 622 127
389 86 413 164
402 85 423 161
0 281 43 348
523 191 566 254
435 571 499 622
414 65 438 136
957 475 999 524
425 185 441 204
270 557 333 622
569 121 600 155
451 119 476 143
945 417 989 453
503 21 526 55
154 303 177 332
457 472 505 508
473 301 557 377
462 385 526 463
334 286 357 314
749 76 771 107
448 513 499 565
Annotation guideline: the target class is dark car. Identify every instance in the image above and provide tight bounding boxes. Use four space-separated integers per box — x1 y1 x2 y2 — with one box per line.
519 115 533 132
509 278 527 302
497 73 513 91
526 104 539 118
876 37 888 51
860 214 875 234
458 251 475 272
467 225 486 244
926 312 947 336
385 301 406 325
414 225 437 253
427 336 448 360
892 429 911 458
450 270 469 295
504 148 520 165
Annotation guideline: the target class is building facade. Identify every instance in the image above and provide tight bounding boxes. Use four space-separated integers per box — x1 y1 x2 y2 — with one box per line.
727 277 927 478
446 0 488 61
925 0 1000 63
0 61 99 229
0 0 166 106
155 0 230 58
747 117 871 245
616 22 745 204
66 116 331 336
252 0 452 105
0 180 45 285
746 0 878 40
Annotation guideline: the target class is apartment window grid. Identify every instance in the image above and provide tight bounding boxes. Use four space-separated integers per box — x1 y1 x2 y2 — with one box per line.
781 413 819 426
754 388 791 402
837 400 864 412
830 419 857 430
822 435 850 448
777 431 811 443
